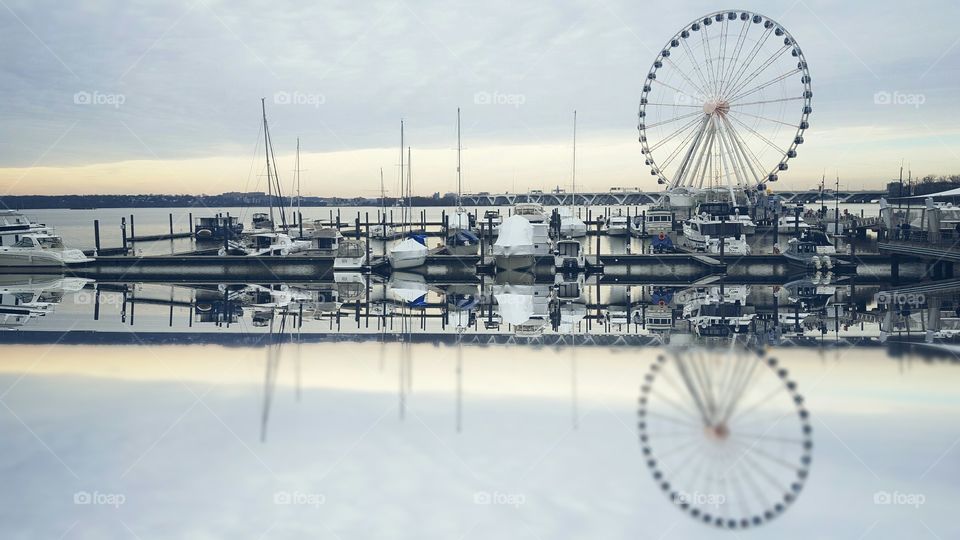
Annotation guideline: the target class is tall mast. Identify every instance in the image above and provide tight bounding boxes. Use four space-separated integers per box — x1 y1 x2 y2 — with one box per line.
380 167 386 214
400 119 405 227
294 137 301 225
572 110 577 208
261 98 275 231
456 107 463 208
407 147 412 226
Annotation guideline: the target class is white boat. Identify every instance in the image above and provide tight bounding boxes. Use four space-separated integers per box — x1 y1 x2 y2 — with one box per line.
603 210 630 236
311 226 367 269
493 215 551 270
696 202 756 234
0 232 92 266
389 237 428 270
557 207 587 238
0 210 46 236
513 202 547 224
682 215 751 255
224 232 309 257
633 208 674 236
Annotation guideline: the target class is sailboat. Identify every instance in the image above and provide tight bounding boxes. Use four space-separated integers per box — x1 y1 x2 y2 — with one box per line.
446 108 480 255
224 100 310 257
559 110 587 238
370 168 395 240
388 121 428 270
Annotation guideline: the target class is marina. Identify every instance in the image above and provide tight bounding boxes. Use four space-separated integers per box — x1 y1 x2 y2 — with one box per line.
2 3 959 540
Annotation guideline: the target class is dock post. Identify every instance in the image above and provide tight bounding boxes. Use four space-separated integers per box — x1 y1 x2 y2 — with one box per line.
773 211 779 239
641 210 646 236
94 219 101 253
299 212 303 238
719 214 726 263
93 288 101 321
189 212 193 235
129 214 135 241
121 217 128 250
596 218 601 256
355 216 361 240
169 213 174 236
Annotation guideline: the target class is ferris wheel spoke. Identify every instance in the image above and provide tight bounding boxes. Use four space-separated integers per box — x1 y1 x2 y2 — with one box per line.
726 44 792 101
728 108 800 128
645 409 705 428
719 355 761 423
720 115 769 182
726 113 787 155
730 96 805 108
645 102 703 108
699 24 720 95
662 55 712 100
719 20 751 97
672 114 710 178
729 437 806 472
721 26 774 97
645 109 706 131
729 68 802 103
649 114 706 155
650 386 709 422
731 431 808 445
731 445 792 493
660 121 709 172
675 358 713 424
679 38 715 98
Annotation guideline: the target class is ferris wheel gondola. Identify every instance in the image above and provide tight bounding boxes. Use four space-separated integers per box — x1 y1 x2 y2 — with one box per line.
639 10 812 204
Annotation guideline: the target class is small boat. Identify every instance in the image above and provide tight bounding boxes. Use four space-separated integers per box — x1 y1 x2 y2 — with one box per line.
695 201 756 234
513 202 548 224
0 232 92 266
782 229 837 269
311 226 367 269
388 123 429 270
554 239 585 274
557 207 587 238
223 232 310 257
603 210 630 236
633 208 674 236
682 214 750 255
195 215 243 240
389 236 428 269
446 228 480 256
0 210 46 236
250 212 274 232
493 215 551 270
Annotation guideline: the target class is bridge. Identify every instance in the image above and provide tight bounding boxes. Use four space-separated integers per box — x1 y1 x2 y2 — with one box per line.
460 190 887 206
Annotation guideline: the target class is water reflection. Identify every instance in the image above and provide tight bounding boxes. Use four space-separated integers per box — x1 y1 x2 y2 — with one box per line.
639 350 812 530
3 272 960 356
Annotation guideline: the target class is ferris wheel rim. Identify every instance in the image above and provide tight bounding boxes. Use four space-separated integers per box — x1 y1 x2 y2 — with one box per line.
638 10 813 191
637 353 813 530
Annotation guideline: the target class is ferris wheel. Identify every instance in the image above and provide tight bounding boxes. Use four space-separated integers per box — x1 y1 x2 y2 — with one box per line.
638 352 812 529
638 10 812 198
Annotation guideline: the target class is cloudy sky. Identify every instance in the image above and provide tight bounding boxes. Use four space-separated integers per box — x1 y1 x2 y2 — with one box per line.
0 0 958 196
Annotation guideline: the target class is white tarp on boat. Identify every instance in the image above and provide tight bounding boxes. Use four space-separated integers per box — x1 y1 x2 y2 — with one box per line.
390 238 428 256
494 215 533 249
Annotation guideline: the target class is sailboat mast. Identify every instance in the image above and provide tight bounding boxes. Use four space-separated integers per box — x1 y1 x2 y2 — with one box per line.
456 107 462 208
261 98 275 231
295 137 301 225
380 167 386 214
400 119 405 228
572 110 577 208
407 147 412 232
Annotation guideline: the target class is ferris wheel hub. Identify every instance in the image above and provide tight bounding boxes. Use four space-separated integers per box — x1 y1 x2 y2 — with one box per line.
702 99 730 116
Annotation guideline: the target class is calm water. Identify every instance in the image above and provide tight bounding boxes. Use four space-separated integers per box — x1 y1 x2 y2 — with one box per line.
1 205 956 539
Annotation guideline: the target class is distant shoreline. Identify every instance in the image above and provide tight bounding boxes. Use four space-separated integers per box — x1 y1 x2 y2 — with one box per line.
0 193 457 210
